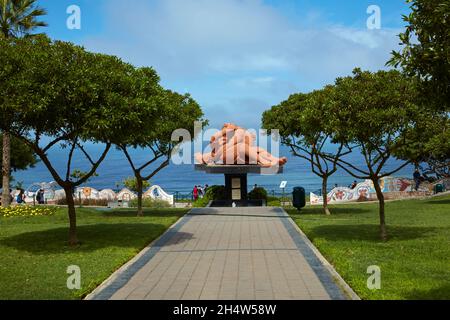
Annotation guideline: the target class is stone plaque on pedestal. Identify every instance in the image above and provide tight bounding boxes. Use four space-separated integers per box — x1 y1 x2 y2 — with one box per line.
232 189 241 200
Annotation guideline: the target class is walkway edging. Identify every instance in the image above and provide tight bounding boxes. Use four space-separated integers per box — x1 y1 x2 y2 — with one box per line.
86 207 359 300
284 212 360 300
84 214 189 300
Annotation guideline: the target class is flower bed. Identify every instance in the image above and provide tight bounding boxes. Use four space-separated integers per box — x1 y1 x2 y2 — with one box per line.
0 206 56 218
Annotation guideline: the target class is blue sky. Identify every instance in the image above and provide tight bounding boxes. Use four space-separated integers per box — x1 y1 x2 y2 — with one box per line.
39 0 411 129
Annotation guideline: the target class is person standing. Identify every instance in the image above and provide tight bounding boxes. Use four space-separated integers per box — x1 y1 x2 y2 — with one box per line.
16 189 26 205
198 185 204 198
36 189 45 205
413 169 421 191
193 185 199 201
35 190 41 204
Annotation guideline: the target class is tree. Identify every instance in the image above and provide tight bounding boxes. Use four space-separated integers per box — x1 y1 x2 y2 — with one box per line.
118 90 204 216
0 0 47 207
388 0 450 177
392 112 450 179
0 0 47 38
327 69 420 241
0 36 151 245
0 134 37 187
389 0 450 112
262 86 352 215
123 177 150 193
420 158 450 180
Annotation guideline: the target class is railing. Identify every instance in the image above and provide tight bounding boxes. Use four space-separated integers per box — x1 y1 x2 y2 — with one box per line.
268 190 293 200
174 191 194 202
172 189 311 204
173 190 295 202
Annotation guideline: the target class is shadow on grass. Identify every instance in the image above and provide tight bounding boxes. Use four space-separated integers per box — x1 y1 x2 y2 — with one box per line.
100 209 186 218
424 199 450 205
405 284 450 300
308 224 437 242
0 223 190 254
290 206 373 216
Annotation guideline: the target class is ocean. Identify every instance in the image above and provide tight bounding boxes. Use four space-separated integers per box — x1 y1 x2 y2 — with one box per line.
12 144 415 196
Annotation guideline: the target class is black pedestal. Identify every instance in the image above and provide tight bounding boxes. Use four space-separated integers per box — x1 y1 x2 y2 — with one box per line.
225 173 248 202
195 164 281 207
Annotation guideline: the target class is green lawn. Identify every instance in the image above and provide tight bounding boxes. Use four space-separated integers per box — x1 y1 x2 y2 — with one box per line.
287 195 450 300
0 207 188 300
1 197 448 300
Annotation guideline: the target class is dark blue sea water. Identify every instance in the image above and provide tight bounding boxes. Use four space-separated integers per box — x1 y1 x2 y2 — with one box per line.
13 144 415 195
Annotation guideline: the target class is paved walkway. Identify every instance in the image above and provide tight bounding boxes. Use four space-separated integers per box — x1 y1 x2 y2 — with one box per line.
88 207 351 300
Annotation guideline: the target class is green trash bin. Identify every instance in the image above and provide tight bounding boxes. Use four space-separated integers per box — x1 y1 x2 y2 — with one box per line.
292 187 306 210
434 184 444 194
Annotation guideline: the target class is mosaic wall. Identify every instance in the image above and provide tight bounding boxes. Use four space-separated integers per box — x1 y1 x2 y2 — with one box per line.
310 177 433 205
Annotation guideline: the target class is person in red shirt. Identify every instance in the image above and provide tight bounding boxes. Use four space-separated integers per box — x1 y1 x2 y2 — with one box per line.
193 186 199 201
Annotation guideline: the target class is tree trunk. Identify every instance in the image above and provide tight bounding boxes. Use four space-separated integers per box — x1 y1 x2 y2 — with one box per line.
64 186 79 246
372 177 387 241
322 176 331 215
1 132 11 207
136 176 144 217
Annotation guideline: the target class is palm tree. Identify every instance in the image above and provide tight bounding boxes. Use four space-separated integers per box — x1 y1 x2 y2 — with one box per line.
0 0 47 207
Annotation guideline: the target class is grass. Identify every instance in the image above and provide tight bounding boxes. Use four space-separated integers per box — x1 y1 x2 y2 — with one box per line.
1 196 448 300
0 207 188 300
287 195 450 300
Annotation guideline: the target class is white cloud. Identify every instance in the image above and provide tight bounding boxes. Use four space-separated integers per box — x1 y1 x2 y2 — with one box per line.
330 26 400 49
82 0 403 127
88 0 290 75
86 0 400 80
231 76 275 88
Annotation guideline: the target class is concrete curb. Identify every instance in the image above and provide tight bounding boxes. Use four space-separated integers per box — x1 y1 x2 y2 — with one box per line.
85 207 360 301
284 211 361 300
84 214 188 300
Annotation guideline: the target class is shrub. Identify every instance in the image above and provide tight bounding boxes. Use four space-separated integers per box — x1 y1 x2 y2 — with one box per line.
192 197 211 208
205 185 227 200
191 185 225 208
0 206 56 218
122 177 150 192
267 196 281 207
248 187 268 201
56 198 109 207
129 198 171 208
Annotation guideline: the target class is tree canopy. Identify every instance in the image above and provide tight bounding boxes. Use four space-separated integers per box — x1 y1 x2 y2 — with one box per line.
389 0 450 112
0 0 47 39
262 86 352 215
0 36 179 244
263 68 424 240
118 89 205 216
388 0 450 177
123 177 151 193
326 68 421 240
0 0 47 207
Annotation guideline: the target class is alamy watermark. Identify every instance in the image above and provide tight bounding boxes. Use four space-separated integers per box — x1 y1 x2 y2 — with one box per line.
66 5 81 30
367 265 381 290
67 265 81 290
367 5 382 30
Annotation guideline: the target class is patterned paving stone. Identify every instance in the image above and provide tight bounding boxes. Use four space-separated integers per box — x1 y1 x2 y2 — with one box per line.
88 207 348 300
